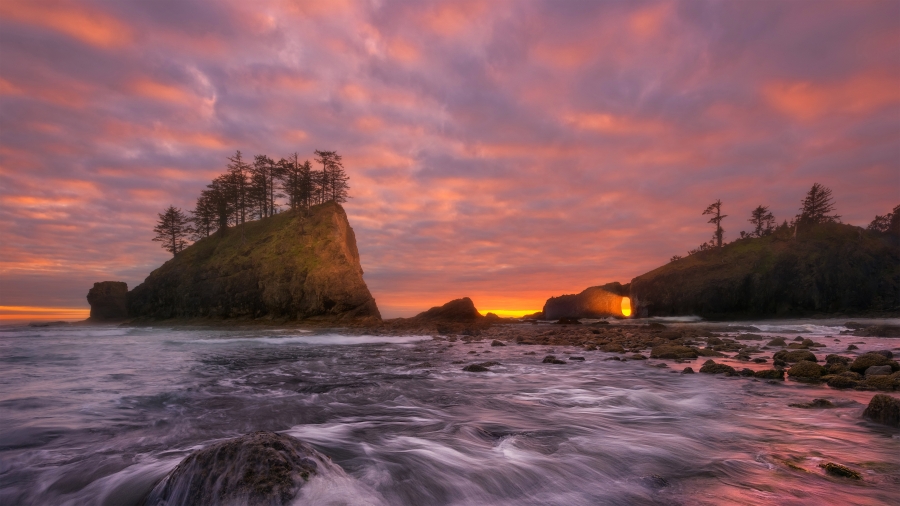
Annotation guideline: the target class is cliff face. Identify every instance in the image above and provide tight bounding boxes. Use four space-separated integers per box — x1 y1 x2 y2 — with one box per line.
630 223 900 318
542 282 631 319
86 281 129 320
128 202 381 322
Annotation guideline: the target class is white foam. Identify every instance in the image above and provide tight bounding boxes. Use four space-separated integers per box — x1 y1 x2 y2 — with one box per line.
187 334 431 346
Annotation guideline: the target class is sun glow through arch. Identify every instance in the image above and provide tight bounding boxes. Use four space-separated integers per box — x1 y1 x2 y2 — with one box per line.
621 297 632 317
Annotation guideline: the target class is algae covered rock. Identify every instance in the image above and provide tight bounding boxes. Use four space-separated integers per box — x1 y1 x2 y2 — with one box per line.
145 431 344 506
650 345 699 360
773 350 817 363
819 462 861 479
849 352 898 374
753 369 785 380
862 394 900 427
699 360 736 375
787 361 826 381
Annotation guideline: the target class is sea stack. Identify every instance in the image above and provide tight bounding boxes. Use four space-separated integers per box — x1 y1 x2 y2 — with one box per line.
125 202 380 323
86 281 129 321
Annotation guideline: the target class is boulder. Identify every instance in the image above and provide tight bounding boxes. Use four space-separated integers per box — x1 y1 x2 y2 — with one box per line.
650 345 699 360
144 431 343 506
819 462 861 480
773 350 817 363
682 367 695 374
86 281 129 320
753 369 785 380
827 375 859 389
490 340 505 347
542 355 566 365
766 337 787 347
600 343 625 353
865 365 893 377
849 353 897 374
862 394 900 427
853 325 900 337
787 361 826 381
699 360 736 375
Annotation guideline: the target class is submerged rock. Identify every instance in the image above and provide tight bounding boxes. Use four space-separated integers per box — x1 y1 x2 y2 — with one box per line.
144 431 343 506
862 394 900 427
650 345 698 360
789 398 834 409
819 462 861 480
542 355 567 364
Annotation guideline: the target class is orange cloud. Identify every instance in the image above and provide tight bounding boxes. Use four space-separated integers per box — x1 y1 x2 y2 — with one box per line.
563 112 667 136
630 3 670 38
0 0 131 48
130 79 194 104
764 73 900 121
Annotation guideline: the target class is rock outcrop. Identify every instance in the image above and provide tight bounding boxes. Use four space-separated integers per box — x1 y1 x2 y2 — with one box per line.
542 282 631 319
412 297 483 322
629 222 900 318
127 202 380 322
86 281 129 321
862 394 900 427
144 431 345 506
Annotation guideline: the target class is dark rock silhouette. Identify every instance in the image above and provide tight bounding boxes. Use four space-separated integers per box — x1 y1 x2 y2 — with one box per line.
86 281 128 321
629 222 900 318
542 282 630 319
412 297 483 322
144 431 345 506
862 394 900 427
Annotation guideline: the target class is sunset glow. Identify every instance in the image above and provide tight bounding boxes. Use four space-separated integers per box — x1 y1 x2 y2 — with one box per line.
0 0 897 318
620 297 632 318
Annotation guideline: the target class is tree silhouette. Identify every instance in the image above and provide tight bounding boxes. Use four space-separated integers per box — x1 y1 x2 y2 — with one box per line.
226 150 251 226
867 204 900 235
702 199 727 247
153 206 192 256
190 193 218 239
797 183 840 225
748 205 775 237
315 149 350 203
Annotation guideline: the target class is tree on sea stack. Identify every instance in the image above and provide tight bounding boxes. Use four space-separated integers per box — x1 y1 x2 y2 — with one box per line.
797 183 840 225
153 206 192 257
748 205 776 237
702 199 727 247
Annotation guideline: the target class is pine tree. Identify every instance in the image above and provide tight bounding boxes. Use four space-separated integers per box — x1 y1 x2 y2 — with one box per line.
867 204 900 235
748 205 776 237
226 150 250 226
189 193 218 240
315 149 350 203
702 199 727 247
797 183 840 225
153 206 192 256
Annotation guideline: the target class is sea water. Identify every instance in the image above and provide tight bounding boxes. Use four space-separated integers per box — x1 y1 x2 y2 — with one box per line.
0 319 898 505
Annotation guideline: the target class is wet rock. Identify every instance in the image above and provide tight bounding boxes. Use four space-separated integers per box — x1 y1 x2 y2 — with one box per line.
824 363 848 375
144 431 341 506
639 474 669 489
738 333 764 340
862 394 900 427
872 350 894 359
825 354 851 365
865 365 893 377
753 369 785 380
659 331 682 340
523 351 536 355
846 344 859 351
739 368 754 377
555 317 581 325
542 355 567 364
600 344 625 353
604 356 622 361
583 344 597 351
849 353 898 374
569 356 586 361
490 340 505 347
706 337 723 346
699 360 736 375
827 375 859 389
853 325 900 337
752 357 768 364
696 348 725 357
650 345 699 360
860 375 898 391
793 336 804 342
766 337 787 347
773 350 817 363
789 398 834 409
682 367 695 374
787 361 826 381
463 364 489 372
819 462 861 480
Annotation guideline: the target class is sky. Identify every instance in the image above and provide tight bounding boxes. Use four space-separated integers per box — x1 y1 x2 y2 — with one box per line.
1 0 898 320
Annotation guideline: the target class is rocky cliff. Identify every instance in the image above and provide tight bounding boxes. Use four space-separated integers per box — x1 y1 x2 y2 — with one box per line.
630 223 900 318
542 282 631 319
127 202 380 322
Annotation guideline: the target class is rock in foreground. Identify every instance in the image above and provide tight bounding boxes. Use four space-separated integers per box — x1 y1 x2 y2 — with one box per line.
145 431 344 506
862 394 900 428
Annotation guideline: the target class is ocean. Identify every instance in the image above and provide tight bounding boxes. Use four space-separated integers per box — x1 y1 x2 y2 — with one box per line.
1 319 898 505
